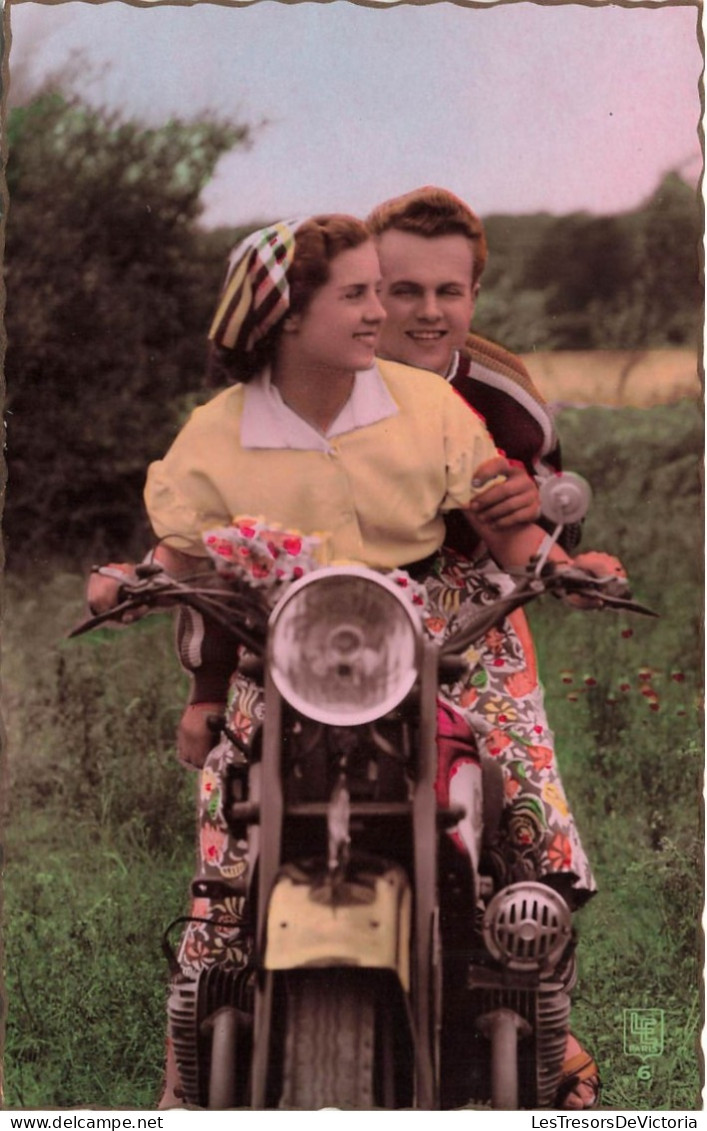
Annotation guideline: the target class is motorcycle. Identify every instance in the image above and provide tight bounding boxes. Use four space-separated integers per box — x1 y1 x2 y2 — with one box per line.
70 475 654 1110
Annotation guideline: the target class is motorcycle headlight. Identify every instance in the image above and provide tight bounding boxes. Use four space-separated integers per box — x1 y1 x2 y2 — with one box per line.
268 568 422 726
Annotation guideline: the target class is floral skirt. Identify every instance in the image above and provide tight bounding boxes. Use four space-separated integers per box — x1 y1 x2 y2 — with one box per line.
422 550 595 900
176 550 596 977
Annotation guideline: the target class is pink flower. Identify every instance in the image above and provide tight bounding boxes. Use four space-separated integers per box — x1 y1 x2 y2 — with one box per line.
548 833 572 871
486 728 512 757
201 824 228 867
460 687 479 709
505 670 536 698
528 744 553 771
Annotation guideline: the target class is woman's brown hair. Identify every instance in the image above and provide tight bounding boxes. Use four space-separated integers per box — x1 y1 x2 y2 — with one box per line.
207 214 370 386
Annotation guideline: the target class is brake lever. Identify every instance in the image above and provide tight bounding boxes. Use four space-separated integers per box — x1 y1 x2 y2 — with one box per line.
67 598 149 638
69 570 177 638
546 568 658 617
581 592 658 617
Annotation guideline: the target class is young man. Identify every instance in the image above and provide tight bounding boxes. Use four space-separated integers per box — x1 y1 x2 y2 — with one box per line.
368 185 570 544
367 186 599 1111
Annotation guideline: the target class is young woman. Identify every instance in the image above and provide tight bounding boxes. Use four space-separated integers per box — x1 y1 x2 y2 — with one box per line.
88 214 617 1107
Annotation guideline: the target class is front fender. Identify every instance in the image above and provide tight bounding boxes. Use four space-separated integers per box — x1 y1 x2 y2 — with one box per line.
264 863 412 991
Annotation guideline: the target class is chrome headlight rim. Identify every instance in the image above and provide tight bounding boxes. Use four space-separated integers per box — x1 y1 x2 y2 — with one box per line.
267 566 423 726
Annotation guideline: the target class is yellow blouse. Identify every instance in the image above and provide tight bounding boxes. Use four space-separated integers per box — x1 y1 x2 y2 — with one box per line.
144 358 498 569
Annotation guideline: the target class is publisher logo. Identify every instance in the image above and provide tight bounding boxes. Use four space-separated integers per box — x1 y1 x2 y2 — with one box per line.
623 1008 665 1058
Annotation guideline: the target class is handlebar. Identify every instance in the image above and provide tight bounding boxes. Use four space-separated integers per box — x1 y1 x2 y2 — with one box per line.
439 563 656 657
69 563 270 654
70 560 657 655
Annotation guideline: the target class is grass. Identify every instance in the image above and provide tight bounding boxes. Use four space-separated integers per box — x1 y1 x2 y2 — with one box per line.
2 580 196 1107
1 401 703 1110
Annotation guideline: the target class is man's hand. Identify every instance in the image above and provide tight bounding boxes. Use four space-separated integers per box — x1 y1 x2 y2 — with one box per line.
177 702 226 770
468 456 541 529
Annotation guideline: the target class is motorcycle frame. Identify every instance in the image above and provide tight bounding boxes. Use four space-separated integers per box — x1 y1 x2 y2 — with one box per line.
250 640 441 1110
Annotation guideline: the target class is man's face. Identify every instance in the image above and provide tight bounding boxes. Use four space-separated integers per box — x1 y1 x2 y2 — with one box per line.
376 230 478 376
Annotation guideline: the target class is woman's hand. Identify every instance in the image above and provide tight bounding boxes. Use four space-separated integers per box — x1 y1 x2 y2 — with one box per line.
571 550 626 581
560 550 628 608
86 563 138 618
468 456 541 529
86 546 203 625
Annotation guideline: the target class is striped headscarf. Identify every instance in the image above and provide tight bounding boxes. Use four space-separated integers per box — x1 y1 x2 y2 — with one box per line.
208 219 304 353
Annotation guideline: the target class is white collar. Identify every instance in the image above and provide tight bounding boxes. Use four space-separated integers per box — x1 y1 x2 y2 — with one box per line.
240 363 399 451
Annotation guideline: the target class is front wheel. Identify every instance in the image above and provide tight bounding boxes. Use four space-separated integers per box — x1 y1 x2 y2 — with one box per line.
278 969 413 1109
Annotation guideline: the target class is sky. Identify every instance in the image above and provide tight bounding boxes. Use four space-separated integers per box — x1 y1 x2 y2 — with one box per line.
7 1 703 228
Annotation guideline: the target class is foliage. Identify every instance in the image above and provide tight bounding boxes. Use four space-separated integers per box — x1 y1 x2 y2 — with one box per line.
4 90 249 565
475 173 702 353
2 403 702 1109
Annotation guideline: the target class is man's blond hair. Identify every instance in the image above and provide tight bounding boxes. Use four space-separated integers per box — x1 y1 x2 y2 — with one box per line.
367 186 488 286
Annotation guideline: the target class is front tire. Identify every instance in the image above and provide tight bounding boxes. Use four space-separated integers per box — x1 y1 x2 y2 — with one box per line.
278 969 412 1109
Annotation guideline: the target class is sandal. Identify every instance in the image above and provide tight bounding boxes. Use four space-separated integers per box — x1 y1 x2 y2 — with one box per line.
556 1039 601 1110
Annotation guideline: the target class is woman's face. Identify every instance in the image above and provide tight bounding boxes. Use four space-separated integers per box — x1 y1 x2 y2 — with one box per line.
285 240 387 372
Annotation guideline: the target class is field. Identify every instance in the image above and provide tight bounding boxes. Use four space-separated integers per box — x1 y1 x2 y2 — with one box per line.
1 400 703 1110
520 348 701 409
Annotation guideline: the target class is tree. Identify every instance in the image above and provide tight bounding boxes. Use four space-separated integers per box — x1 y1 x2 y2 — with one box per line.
4 91 251 564
623 172 703 346
474 174 702 352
